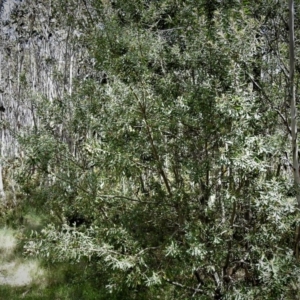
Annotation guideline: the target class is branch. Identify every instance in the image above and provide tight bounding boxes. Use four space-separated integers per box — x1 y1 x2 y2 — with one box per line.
275 109 291 134
192 283 203 297
130 86 172 196
81 0 95 24
135 247 158 257
99 194 155 204
260 26 290 79
164 278 204 294
284 151 295 171
244 69 292 135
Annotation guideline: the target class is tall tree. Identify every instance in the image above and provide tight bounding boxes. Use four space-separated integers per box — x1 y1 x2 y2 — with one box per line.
289 0 300 261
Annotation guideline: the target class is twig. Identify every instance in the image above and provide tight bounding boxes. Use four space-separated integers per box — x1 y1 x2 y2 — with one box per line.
99 194 155 204
275 109 291 134
244 68 292 135
284 151 295 171
164 278 204 294
130 86 172 196
192 283 202 297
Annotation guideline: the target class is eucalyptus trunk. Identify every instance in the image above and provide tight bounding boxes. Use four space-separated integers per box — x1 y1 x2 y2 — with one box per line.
289 0 300 260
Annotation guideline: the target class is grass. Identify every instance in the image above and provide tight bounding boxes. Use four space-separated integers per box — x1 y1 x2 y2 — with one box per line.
0 211 108 300
0 227 17 259
0 282 103 300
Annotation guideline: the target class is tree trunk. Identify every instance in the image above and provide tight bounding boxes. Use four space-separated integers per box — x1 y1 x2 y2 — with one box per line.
289 0 300 259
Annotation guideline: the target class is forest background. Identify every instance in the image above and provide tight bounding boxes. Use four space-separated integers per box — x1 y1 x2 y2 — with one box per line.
0 0 300 299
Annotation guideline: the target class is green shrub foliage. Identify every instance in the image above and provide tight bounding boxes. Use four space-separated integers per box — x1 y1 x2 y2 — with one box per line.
13 0 300 298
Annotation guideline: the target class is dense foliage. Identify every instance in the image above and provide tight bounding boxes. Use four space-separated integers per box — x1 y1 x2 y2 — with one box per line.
2 0 300 299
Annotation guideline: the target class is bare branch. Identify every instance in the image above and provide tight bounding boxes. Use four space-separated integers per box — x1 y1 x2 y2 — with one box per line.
164 278 204 294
